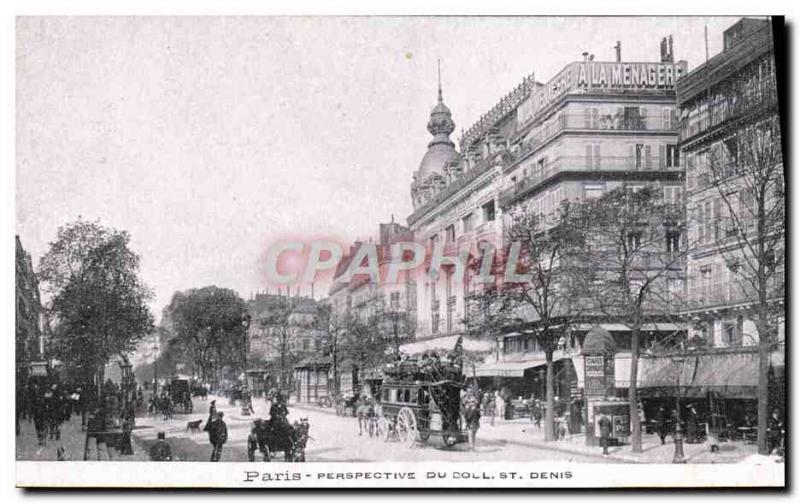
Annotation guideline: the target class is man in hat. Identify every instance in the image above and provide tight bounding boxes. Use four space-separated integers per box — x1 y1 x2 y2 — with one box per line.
656 405 670 445
598 412 613 456
204 400 217 432
209 411 228 462
149 432 173 461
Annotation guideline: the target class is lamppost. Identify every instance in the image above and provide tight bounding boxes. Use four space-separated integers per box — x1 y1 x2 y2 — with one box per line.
242 314 251 388
152 341 160 394
672 355 687 464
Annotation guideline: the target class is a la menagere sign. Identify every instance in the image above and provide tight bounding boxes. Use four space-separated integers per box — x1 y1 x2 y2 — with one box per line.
519 60 689 123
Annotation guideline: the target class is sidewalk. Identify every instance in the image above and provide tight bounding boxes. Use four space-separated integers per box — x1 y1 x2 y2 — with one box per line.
289 401 760 464
16 414 149 462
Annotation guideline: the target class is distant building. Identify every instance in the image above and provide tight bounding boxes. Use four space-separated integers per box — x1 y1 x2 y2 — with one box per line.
246 291 322 396
16 236 42 367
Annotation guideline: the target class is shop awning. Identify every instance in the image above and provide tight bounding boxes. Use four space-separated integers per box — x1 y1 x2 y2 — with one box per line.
474 358 547 377
575 323 683 332
400 335 493 356
638 350 758 398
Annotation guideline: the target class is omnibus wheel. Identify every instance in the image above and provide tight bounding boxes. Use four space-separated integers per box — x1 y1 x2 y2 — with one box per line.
397 407 419 447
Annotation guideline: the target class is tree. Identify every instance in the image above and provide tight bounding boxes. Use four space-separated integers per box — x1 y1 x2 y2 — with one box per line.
37 220 154 393
314 303 352 394
465 202 591 442
706 115 784 455
584 187 686 453
162 286 249 384
256 295 299 389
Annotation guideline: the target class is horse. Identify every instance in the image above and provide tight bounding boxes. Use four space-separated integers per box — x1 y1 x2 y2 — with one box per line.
356 398 375 437
250 417 310 462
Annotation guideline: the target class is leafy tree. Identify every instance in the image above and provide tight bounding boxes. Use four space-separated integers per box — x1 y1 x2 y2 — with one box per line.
162 286 249 384
255 295 299 389
37 220 154 393
583 186 686 453
465 202 591 441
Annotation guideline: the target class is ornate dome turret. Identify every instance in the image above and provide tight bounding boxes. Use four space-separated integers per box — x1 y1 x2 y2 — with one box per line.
416 61 460 182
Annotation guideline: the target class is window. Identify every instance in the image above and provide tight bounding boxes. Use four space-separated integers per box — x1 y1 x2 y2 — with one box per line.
724 322 740 346
666 144 680 168
626 231 642 250
719 137 738 178
445 224 456 243
390 292 400 309
586 143 601 169
584 107 599 128
664 186 682 204
623 106 644 129
635 144 644 169
462 213 474 232
585 183 604 200
666 230 681 253
662 107 673 129
482 200 496 222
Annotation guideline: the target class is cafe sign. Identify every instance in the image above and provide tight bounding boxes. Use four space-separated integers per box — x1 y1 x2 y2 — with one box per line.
584 354 615 397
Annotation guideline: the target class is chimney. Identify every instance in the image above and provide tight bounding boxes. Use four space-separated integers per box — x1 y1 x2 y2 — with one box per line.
614 41 622 62
582 51 589 62
668 35 674 62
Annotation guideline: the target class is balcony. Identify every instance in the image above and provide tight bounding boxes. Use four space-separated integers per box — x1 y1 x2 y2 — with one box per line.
685 274 784 312
679 79 778 144
499 155 682 207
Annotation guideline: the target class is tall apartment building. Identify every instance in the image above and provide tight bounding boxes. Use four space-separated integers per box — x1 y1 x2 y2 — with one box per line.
406 41 688 399
676 18 785 416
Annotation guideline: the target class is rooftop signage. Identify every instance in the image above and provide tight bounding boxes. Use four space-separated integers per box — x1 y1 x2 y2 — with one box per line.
519 60 688 125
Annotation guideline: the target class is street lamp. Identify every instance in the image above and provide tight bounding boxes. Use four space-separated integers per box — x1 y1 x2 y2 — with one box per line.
242 314 252 386
152 341 160 394
672 355 687 464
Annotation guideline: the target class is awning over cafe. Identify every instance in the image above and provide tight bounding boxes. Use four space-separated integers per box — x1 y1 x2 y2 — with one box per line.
474 357 547 377
638 350 759 398
574 323 683 332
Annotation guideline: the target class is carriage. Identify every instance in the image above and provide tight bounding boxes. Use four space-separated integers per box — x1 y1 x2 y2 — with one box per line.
248 417 310 462
373 357 468 448
169 378 193 414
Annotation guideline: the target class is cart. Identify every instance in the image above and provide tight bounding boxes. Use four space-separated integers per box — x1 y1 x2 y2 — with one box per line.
375 358 468 448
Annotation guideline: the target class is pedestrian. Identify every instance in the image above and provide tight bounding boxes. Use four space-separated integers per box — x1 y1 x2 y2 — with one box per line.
598 413 613 456
532 400 542 429
656 406 669 445
32 391 48 446
686 405 699 444
149 431 173 461
204 400 217 432
44 384 64 441
462 386 481 450
209 411 228 461
247 422 260 462
495 390 504 423
767 409 784 455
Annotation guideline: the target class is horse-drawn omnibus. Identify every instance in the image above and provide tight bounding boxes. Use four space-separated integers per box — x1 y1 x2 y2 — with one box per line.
375 356 468 448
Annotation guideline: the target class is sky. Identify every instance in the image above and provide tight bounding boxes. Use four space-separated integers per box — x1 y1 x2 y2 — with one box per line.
16 16 741 318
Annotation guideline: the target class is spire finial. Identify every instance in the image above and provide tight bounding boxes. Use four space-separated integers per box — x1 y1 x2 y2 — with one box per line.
437 58 442 102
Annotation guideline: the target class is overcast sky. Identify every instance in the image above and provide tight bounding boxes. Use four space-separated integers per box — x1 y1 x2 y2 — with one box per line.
16 16 742 317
